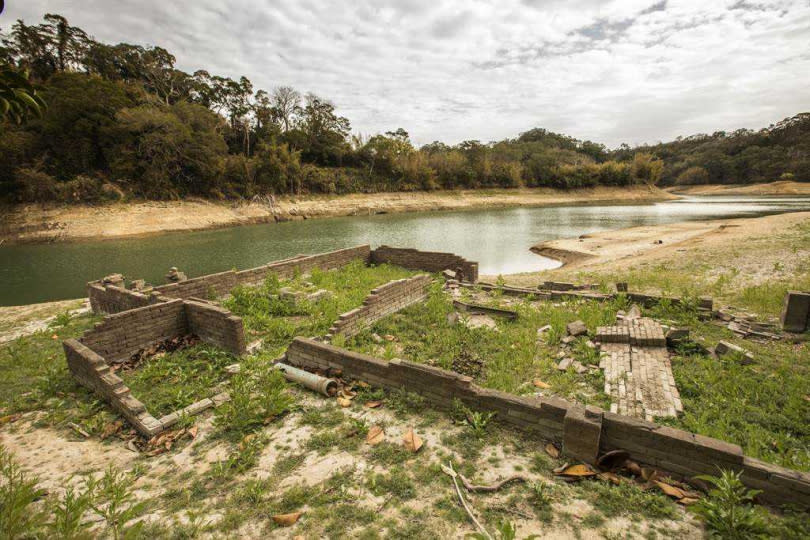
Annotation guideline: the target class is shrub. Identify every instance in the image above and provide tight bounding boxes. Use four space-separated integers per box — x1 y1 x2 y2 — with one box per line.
693 470 769 539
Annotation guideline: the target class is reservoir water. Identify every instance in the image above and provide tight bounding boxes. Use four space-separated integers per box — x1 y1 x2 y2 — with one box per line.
2 195 810 306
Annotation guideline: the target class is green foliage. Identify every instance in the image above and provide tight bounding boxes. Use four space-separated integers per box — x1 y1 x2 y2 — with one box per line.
692 470 769 539
0 64 46 123
214 354 293 438
86 466 147 540
0 446 48 538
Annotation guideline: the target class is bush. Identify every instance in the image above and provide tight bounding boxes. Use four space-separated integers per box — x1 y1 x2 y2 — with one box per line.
677 166 710 185
693 470 769 539
12 167 58 202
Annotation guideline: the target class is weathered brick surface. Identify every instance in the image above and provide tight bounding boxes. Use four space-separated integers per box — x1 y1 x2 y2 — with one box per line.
88 282 162 314
283 337 809 507
185 301 247 356
780 291 810 333
370 246 478 283
328 275 432 338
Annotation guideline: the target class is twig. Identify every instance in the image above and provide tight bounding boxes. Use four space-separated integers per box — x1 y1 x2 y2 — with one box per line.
442 462 492 540
459 473 527 493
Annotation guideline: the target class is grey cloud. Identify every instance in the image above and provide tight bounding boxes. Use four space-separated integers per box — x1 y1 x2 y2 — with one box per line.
3 0 809 148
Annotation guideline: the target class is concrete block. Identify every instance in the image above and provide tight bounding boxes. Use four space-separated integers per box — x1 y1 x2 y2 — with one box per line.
563 405 602 464
566 320 587 337
780 291 810 333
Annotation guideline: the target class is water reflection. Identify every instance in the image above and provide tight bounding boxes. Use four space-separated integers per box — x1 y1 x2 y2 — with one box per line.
1 195 809 305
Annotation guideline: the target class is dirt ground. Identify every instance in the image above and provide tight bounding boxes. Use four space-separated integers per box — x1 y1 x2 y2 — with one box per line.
667 180 810 196
0 185 673 244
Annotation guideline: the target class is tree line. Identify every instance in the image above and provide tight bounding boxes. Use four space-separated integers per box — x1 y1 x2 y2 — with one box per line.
0 14 805 204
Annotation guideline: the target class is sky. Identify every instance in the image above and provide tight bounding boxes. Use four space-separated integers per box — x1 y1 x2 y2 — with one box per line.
2 0 809 148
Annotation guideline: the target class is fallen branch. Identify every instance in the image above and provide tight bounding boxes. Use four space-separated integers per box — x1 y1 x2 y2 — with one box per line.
459 473 527 493
442 462 492 540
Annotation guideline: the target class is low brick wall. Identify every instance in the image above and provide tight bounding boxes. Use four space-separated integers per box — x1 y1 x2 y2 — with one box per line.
88 281 164 314
370 246 479 283
327 275 432 339
63 339 162 436
185 300 246 355
283 337 810 507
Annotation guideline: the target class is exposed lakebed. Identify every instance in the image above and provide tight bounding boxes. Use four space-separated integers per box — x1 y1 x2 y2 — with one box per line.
2 195 810 306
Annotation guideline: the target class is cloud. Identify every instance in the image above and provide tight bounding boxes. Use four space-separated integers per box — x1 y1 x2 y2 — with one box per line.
3 0 808 147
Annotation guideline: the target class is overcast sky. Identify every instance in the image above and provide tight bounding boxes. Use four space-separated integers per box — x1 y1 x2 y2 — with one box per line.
3 0 809 147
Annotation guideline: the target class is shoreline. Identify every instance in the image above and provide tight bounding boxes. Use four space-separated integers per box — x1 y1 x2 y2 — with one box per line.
0 185 674 245
667 180 810 196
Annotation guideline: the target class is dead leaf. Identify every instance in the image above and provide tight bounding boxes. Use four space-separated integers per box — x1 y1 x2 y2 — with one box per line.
337 397 352 408
625 460 642 476
678 496 700 506
356 381 370 388
402 427 423 453
383 334 396 341
533 379 551 389
552 462 570 474
655 481 686 499
366 425 385 446
364 400 383 409
545 443 560 459
641 467 659 482
51 334 59 340
339 389 356 399
100 420 123 440
598 472 622 485
555 464 596 477
0 413 22 426
188 425 199 439
272 511 302 527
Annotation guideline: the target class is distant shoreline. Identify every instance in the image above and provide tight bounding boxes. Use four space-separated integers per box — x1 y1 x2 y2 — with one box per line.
666 180 810 196
0 185 675 245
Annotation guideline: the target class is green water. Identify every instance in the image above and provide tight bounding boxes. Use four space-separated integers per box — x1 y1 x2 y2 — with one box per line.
2 195 809 306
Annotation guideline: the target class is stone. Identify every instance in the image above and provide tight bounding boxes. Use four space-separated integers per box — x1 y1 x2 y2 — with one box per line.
572 361 588 374
557 357 574 370
130 279 147 291
780 291 810 333
307 289 332 303
446 312 460 325
442 269 457 280
566 320 587 337
715 340 755 364
626 304 642 320
536 324 552 340
666 327 689 346
225 363 241 375
165 267 187 283
102 273 125 287
561 335 576 345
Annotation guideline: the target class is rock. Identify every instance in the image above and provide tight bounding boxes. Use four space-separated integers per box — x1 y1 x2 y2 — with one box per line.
130 279 147 291
566 320 587 337
561 335 576 345
371 333 384 343
279 287 304 303
666 327 689 347
307 289 332 303
102 273 125 287
715 340 755 364
165 267 187 283
447 312 460 325
442 269 457 280
557 357 574 371
626 304 642 320
536 324 552 340
225 364 241 375
585 340 597 349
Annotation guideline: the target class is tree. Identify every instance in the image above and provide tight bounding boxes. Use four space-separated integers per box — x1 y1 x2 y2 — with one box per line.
0 64 46 123
631 152 664 185
271 86 300 133
293 93 350 165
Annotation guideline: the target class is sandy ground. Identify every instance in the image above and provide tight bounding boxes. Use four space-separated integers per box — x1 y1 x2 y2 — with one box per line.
0 185 674 244
668 180 810 196
0 298 89 344
500 211 810 291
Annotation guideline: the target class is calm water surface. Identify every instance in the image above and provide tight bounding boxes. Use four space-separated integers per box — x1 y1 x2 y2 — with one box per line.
2 195 810 306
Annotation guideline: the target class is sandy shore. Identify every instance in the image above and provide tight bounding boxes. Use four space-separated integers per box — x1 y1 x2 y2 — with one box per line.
0 185 674 244
668 180 810 196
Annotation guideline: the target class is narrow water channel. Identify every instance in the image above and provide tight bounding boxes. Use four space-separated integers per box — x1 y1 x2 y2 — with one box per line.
2 195 809 306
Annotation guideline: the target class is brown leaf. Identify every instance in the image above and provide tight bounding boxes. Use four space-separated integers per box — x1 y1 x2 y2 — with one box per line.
402 427 423 453
533 379 551 389
100 421 123 440
0 413 22 426
545 443 560 459
364 400 383 409
655 481 686 499
556 464 596 477
641 467 659 482
188 425 199 439
337 397 352 408
367 425 385 446
598 472 622 485
272 511 302 527
625 460 642 476
356 381 370 388
678 496 700 506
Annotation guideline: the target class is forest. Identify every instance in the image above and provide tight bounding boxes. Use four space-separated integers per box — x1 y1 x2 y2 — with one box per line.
1 14 808 204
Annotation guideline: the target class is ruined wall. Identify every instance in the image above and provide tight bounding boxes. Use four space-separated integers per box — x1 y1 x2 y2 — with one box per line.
185 300 247 356
63 339 162 436
370 246 478 283
153 270 240 302
87 282 164 314
80 300 189 363
284 337 810 507
327 274 432 339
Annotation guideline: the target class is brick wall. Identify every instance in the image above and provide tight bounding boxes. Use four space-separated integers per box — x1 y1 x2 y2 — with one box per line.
63 339 162 436
370 246 478 283
81 300 188 363
88 281 163 314
185 300 247 356
327 274 432 339
283 337 810 507
153 270 240 301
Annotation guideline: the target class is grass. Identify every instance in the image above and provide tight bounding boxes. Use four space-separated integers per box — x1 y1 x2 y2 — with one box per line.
122 343 237 417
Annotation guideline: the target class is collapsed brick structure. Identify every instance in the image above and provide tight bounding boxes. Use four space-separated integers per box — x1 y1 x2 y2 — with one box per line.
284 337 810 507
327 274 432 340
63 299 243 436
